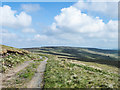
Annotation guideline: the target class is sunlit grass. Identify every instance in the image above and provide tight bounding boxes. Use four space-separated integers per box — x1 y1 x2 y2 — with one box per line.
44 55 119 88
0 52 42 73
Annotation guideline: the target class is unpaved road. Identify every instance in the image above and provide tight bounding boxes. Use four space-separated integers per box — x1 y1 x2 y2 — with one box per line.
2 56 42 81
1 56 47 88
27 57 48 88
2 60 33 81
1 60 34 88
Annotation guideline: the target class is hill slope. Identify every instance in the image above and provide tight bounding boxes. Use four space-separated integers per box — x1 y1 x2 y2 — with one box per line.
0 45 45 88
24 46 118 67
0 45 119 88
23 46 119 88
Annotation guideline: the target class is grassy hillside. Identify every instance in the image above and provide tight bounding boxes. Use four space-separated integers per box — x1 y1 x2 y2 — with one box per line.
0 45 29 55
24 46 119 67
44 55 119 88
24 46 119 88
1 45 119 88
0 45 41 73
1 45 45 88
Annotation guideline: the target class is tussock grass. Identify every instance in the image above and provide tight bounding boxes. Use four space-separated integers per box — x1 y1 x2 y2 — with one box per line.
0 53 41 73
44 55 120 88
0 44 29 55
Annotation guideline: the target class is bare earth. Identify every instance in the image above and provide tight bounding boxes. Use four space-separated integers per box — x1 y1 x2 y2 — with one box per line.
2 61 33 81
27 57 48 88
1 56 48 88
2 60 33 88
2 56 42 81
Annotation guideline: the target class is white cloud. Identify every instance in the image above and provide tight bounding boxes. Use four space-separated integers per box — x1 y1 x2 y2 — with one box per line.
34 34 48 41
21 4 40 12
51 6 118 42
0 29 17 40
33 34 66 45
22 28 36 33
0 29 21 47
74 0 118 18
1 2 118 49
53 6 105 33
0 5 32 28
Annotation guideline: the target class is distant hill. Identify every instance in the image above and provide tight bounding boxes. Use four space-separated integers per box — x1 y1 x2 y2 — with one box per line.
23 46 119 67
23 46 118 58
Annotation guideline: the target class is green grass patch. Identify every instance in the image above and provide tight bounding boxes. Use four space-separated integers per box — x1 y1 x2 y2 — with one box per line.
0 53 42 73
44 55 120 88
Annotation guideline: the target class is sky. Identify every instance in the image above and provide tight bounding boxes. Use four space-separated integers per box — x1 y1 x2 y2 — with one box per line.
0 0 119 49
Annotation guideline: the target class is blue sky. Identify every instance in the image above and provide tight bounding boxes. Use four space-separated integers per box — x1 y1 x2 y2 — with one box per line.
0 0 118 49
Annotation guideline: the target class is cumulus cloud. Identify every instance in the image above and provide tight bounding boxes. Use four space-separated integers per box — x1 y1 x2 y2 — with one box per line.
0 5 32 28
74 0 118 18
21 4 41 12
51 6 117 39
22 28 36 33
52 6 105 33
1 2 118 49
49 5 118 49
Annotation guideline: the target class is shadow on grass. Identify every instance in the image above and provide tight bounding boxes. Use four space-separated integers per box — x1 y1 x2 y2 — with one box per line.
34 50 119 68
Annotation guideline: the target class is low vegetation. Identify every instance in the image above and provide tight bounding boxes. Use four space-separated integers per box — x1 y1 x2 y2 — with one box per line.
25 46 119 88
1 45 44 88
25 46 119 67
0 44 29 55
0 45 40 73
44 55 119 88
1 45 119 88
3 59 42 88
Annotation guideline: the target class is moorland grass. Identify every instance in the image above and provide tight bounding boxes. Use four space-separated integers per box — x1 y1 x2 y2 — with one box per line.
0 53 41 73
44 55 119 88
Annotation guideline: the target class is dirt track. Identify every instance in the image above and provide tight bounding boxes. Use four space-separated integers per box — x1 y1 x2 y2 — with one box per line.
2 60 33 81
27 57 48 88
1 56 48 88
